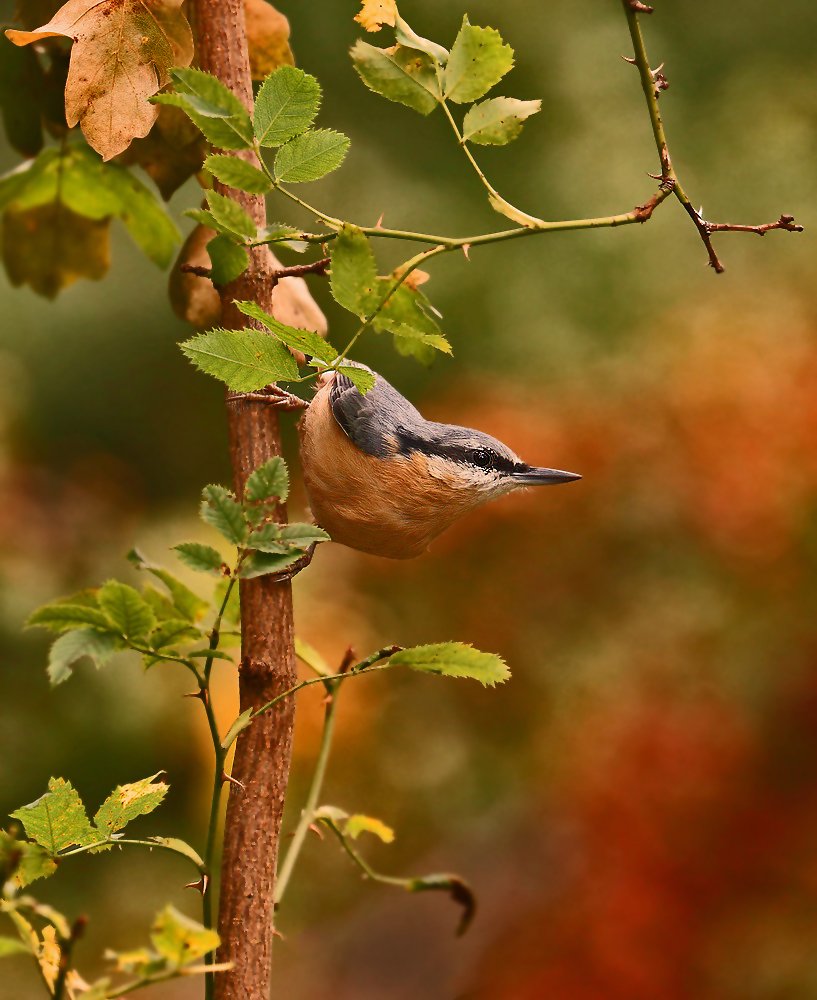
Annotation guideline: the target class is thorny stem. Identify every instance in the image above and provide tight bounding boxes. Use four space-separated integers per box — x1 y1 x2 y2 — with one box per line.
200 574 237 999
273 677 340 906
621 0 802 270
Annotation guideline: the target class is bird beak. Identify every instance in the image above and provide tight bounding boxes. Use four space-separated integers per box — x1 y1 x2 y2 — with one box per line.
512 466 582 486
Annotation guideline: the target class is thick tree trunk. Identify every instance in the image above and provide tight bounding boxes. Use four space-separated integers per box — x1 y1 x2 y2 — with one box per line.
190 3 319 996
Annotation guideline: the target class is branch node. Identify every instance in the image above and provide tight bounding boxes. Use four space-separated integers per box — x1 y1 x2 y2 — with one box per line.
222 771 246 790
270 257 330 289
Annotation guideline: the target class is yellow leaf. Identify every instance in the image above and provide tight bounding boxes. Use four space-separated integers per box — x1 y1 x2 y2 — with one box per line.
354 0 398 32
6 0 194 161
2 203 110 299
39 926 60 992
244 0 294 80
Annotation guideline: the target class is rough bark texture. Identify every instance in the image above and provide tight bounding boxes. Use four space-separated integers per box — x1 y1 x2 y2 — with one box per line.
191 3 318 997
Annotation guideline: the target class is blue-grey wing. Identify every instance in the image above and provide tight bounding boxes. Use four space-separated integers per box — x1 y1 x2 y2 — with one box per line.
329 371 425 459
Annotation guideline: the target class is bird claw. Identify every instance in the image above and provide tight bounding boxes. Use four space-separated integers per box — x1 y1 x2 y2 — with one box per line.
227 386 309 412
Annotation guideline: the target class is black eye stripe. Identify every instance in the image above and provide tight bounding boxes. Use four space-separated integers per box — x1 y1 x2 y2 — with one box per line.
393 430 521 474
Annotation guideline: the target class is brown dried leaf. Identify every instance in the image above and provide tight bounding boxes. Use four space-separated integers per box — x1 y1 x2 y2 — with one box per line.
244 0 294 80
117 102 205 201
6 0 194 161
2 202 110 298
168 223 222 330
354 0 397 32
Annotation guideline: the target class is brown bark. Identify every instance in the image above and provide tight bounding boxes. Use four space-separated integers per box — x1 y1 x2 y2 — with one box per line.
190 3 315 996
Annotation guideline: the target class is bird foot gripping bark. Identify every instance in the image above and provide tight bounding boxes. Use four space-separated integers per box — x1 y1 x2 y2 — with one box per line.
227 385 310 411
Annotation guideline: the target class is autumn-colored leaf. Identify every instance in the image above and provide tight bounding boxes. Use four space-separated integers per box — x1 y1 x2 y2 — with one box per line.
355 0 397 32
244 0 294 80
6 0 195 161
2 203 109 299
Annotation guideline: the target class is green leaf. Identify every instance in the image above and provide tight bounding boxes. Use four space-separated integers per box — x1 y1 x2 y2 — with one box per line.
10 778 97 854
254 66 321 147
94 774 168 838
393 15 450 65
221 708 254 750
26 603 113 634
167 67 253 148
444 18 514 104
247 524 287 554
239 551 301 579
203 154 271 194
279 523 330 547
337 364 377 394
245 456 290 503
207 235 250 286
127 549 210 624
0 936 32 957
205 190 257 240
389 323 451 357
150 904 220 967
462 97 541 145
48 628 120 686
234 300 337 362
487 190 545 229
149 837 204 870
213 579 240 627
149 619 203 652
390 642 510 686
371 279 447 364
351 41 441 115
295 638 332 677
274 129 350 183
142 585 179 623
344 814 395 843
200 485 248 546
99 581 157 639
258 224 309 253
329 224 379 318
172 543 226 576
0 832 57 888
180 328 299 392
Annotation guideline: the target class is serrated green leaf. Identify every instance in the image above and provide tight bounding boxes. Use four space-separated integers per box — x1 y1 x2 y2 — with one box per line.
254 66 321 147
94 774 168 838
221 708 254 749
245 456 290 503
247 523 287 554
26 603 113 634
141 585 179 622
234 300 337 362
205 190 257 240
351 41 441 115
444 18 514 104
0 832 58 888
274 129 350 183
344 814 395 843
337 365 377 394
462 97 540 145
48 628 120 686
207 235 250 286
201 485 248 546
180 328 299 392
329 224 379 318
11 778 97 854
169 67 254 148
380 320 451 355
172 543 226 576
391 642 510 686
258 224 309 253
213 579 240 626
99 582 157 639
127 550 210 625
371 278 446 365
239 551 301 579
203 155 271 194
152 91 250 150
0 936 32 957
151 904 220 968
279 523 330 547
149 619 203 652
393 15 450 65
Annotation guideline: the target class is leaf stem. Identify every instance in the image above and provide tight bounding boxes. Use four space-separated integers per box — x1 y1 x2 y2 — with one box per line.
56 838 205 871
273 677 340 905
320 818 407 887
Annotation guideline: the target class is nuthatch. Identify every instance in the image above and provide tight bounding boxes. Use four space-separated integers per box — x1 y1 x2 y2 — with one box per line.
294 367 581 559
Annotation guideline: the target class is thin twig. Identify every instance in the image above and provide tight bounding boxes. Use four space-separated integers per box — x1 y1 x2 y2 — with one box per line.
181 263 213 278
270 258 330 287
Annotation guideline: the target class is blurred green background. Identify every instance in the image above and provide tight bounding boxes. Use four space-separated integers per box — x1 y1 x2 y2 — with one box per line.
2 1 817 998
